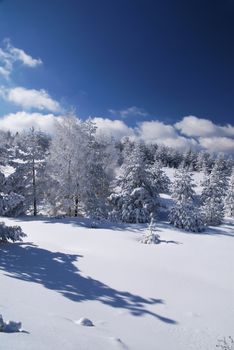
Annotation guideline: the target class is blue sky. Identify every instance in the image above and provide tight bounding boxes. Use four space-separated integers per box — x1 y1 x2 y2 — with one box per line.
0 0 233 153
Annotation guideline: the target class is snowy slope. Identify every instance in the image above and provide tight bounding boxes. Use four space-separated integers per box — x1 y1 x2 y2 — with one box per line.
0 216 234 350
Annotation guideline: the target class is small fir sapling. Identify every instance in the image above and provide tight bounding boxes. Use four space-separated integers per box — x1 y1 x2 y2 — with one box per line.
141 215 161 244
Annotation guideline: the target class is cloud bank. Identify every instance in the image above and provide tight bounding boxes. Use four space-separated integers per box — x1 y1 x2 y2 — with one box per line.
91 116 234 154
0 112 233 154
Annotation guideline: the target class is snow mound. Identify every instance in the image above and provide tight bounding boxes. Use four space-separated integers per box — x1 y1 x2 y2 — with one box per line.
0 314 22 333
75 317 94 327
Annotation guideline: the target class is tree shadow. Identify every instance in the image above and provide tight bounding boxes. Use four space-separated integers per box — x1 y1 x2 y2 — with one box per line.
0 242 177 325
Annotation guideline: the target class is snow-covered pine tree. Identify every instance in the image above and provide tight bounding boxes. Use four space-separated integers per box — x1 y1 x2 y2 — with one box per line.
0 170 25 217
171 166 196 202
78 119 110 219
149 160 171 194
169 167 204 232
0 193 25 217
0 222 26 243
109 143 158 223
201 157 228 226
225 168 234 217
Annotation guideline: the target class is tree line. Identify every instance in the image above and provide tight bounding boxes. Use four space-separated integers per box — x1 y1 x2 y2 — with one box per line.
0 116 233 233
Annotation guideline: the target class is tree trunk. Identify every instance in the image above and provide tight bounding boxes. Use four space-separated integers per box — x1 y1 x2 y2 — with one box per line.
74 197 78 217
32 157 37 216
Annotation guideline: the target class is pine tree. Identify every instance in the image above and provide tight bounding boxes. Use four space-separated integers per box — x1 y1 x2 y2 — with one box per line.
169 167 204 232
141 216 161 244
171 166 196 202
78 119 110 219
225 168 234 217
109 143 158 223
201 159 228 226
150 160 171 194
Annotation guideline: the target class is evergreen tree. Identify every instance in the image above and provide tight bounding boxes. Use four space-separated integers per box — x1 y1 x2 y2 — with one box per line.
141 216 161 244
150 160 171 194
201 160 227 226
78 119 110 219
171 166 196 202
109 143 158 223
169 167 204 232
225 168 234 217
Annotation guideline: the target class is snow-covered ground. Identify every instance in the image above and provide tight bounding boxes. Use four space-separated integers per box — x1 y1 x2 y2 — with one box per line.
0 216 233 350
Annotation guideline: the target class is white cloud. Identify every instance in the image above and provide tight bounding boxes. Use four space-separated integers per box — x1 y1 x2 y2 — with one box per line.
0 39 42 79
175 115 234 138
109 106 148 119
0 109 232 154
136 120 198 150
0 66 10 79
92 117 134 140
6 41 42 67
137 120 177 140
0 86 61 112
0 111 59 134
199 136 234 153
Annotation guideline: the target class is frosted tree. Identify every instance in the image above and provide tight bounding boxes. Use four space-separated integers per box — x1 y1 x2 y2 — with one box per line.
47 116 110 218
0 170 25 217
141 216 161 244
0 193 25 217
47 116 86 216
201 160 228 226
5 128 48 215
109 143 158 223
196 150 212 172
225 168 234 217
169 167 204 232
78 119 110 219
150 160 171 194
171 166 196 202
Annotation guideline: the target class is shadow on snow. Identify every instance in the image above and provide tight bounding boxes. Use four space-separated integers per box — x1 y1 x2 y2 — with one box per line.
13 215 146 233
0 242 177 325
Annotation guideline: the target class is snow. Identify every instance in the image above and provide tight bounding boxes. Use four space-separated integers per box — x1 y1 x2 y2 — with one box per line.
0 165 15 177
75 317 94 327
0 215 233 350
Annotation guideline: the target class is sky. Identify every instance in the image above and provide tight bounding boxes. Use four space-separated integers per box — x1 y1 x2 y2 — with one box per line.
0 0 233 153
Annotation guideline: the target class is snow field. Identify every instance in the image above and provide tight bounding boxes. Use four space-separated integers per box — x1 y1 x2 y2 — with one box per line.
0 216 233 349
